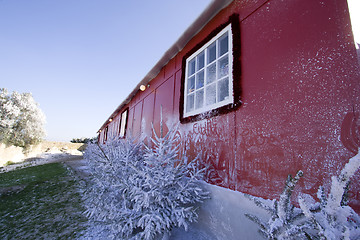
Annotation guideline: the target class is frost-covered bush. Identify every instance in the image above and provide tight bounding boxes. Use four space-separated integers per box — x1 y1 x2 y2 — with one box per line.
0 88 46 148
83 137 146 239
245 170 306 239
246 150 360 240
83 122 209 240
298 150 360 240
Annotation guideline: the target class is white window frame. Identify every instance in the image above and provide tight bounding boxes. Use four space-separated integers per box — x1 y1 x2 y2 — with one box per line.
347 0 359 50
119 110 128 138
183 24 233 118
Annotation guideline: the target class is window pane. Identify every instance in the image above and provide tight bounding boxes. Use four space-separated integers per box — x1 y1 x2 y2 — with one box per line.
188 59 196 76
219 32 229 56
207 42 216 64
186 94 195 113
218 78 229 102
218 55 229 78
206 63 216 84
197 51 205 70
195 89 204 109
206 84 216 105
187 76 195 93
196 70 204 89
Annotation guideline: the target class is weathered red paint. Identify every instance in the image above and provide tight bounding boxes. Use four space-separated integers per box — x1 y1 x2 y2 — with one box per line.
99 0 360 212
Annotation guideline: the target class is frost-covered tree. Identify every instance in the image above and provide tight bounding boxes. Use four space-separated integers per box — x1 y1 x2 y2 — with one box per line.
246 151 360 240
0 88 20 143
245 170 307 239
139 122 210 239
0 88 46 148
83 137 146 239
83 121 209 240
298 150 360 240
10 91 46 147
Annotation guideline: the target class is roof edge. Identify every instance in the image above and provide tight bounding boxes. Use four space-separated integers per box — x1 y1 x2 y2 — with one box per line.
99 0 233 132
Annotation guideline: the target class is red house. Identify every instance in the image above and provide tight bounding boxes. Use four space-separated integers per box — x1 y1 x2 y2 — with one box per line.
98 0 360 211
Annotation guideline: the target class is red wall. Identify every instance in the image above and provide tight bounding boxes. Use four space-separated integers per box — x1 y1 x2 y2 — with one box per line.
101 0 360 211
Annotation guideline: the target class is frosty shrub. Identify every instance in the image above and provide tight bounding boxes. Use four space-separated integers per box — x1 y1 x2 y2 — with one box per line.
245 170 306 239
83 123 210 240
246 150 360 240
298 149 360 240
0 88 46 148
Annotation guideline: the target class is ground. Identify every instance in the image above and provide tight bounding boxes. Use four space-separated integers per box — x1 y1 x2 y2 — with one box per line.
0 153 270 240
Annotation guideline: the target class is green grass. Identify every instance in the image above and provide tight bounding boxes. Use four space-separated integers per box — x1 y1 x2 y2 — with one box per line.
0 163 87 239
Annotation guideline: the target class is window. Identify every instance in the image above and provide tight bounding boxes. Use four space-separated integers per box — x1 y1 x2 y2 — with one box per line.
103 126 108 143
119 109 128 138
183 24 233 118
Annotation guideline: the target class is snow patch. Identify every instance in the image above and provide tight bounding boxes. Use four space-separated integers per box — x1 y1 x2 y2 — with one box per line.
176 183 271 240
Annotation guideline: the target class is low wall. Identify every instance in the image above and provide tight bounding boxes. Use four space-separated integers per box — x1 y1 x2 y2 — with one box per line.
0 141 85 167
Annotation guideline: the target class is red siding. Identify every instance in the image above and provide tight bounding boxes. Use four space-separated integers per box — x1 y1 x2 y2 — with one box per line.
153 76 175 137
142 92 155 144
132 101 143 138
173 70 182 120
234 0 360 202
100 0 360 211
127 107 134 135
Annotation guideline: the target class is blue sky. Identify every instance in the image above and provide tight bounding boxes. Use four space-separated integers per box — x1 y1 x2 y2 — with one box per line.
0 0 211 142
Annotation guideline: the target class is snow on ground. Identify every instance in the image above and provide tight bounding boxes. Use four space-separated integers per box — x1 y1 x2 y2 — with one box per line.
169 183 271 240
